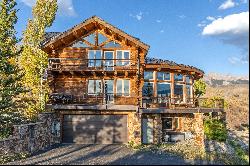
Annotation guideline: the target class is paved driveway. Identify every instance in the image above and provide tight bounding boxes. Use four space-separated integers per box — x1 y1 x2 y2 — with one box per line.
9 144 208 165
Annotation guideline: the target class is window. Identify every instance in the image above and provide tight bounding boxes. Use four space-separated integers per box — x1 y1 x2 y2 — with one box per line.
116 50 130 66
162 118 173 130
84 33 95 45
174 84 183 97
116 79 130 96
157 83 171 97
71 40 88 48
98 33 108 45
142 82 153 96
157 72 170 80
104 80 114 94
88 50 102 67
174 73 183 81
104 41 121 48
104 51 114 70
144 71 154 80
186 75 191 84
186 85 192 97
88 80 102 95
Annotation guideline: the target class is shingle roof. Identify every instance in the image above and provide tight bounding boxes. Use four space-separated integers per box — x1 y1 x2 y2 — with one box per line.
145 57 204 74
41 32 61 46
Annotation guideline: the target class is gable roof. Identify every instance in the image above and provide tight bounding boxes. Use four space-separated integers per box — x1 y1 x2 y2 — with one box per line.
42 16 150 52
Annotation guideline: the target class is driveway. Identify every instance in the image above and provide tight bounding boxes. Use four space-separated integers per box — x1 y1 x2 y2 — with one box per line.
9 144 208 165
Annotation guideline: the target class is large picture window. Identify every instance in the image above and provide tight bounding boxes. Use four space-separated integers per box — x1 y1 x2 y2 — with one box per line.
88 50 102 67
116 50 130 66
157 83 171 97
174 84 183 98
116 79 130 96
142 82 153 96
157 72 170 81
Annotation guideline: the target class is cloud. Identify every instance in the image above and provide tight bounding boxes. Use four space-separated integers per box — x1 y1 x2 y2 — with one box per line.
156 20 162 23
197 23 206 27
202 12 249 64
228 56 248 64
129 12 143 21
206 16 215 21
178 15 186 19
160 30 164 33
20 0 76 16
218 0 236 10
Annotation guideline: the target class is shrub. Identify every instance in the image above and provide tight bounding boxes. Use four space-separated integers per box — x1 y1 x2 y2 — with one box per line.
0 126 13 139
204 118 227 142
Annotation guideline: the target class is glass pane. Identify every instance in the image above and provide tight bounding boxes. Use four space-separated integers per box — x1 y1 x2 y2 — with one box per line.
104 41 121 48
157 83 171 97
186 76 191 83
72 41 88 47
124 80 130 96
164 72 171 80
143 82 153 96
116 80 123 96
174 84 183 96
163 118 172 130
88 80 94 94
95 50 102 67
124 51 130 66
157 72 164 80
95 80 102 94
105 80 114 94
174 73 183 81
88 50 95 67
84 33 95 45
98 33 108 45
104 51 114 70
116 51 123 66
186 85 191 97
144 71 153 80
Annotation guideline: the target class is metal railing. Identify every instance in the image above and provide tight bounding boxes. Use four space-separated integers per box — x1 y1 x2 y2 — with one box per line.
140 96 224 109
48 58 137 71
48 93 137 105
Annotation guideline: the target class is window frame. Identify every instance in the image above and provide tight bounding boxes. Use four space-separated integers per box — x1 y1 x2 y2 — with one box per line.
88 50 102 67
87 79 102 95
103 50 114 70
157 82 171 97
116 79 130 96
157 72 171 81
116 50 130 66
144 71 154 80
174 73 184 82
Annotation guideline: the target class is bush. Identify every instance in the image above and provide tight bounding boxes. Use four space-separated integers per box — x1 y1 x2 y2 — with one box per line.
204 119 227 142
0 152 30 164
0 127 13 139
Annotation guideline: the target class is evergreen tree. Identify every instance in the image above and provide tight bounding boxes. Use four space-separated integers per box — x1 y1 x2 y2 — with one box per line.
0 0 25 132
20 0 57 120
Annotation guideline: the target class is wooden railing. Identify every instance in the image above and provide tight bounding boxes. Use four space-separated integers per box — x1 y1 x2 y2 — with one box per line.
48 58 137 71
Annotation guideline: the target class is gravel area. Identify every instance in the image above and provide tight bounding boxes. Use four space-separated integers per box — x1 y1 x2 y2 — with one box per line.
8 144 208 165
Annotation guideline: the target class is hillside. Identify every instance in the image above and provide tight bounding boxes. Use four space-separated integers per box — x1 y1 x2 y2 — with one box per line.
204 84 249 129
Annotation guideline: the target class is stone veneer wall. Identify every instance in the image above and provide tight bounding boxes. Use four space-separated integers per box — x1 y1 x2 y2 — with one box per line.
128 112 141 144
0 112 60 156
148 113 205 147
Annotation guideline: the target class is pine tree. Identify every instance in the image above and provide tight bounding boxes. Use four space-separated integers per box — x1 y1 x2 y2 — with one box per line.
20 0 57 120
0 0 25 133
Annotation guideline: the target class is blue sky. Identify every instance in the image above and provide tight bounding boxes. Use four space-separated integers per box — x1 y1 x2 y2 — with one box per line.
16 0 249 76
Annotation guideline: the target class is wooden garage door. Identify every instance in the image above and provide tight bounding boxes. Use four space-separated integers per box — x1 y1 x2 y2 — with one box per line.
63 115 128 144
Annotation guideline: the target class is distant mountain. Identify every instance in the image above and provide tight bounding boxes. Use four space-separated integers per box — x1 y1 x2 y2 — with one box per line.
203 73 249 87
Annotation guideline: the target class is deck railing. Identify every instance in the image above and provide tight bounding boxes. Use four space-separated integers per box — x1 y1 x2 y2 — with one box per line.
140 96 224 109
48 93 224 109
48 58 137 71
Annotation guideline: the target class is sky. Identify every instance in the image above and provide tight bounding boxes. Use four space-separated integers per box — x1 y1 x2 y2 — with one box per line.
15 0 249 76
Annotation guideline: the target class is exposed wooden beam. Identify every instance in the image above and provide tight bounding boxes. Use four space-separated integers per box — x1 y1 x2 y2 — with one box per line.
82 39 95 47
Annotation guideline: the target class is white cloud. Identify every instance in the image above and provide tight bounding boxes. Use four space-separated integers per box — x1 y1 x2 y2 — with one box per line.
160 30 164 33
228 56 248 64
218 0 236 10
206 16 215 21
20 0 76 16
241 0 248 4
197 23 206 27
129 12 143 21
202 12 249 64
156 20 162 23
178 15 186 19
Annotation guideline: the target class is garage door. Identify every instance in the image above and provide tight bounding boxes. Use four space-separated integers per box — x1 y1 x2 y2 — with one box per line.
63 115 128 144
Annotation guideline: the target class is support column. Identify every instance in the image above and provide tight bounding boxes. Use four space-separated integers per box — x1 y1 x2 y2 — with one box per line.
153 114 162 144
193 113 205 148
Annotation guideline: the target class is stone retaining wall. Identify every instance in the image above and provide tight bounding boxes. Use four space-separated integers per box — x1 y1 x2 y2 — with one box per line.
0 112 60 156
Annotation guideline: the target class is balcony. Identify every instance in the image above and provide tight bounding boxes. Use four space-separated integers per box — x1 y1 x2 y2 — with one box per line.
140 96 224 114
46 93 138 111
48 58 137 72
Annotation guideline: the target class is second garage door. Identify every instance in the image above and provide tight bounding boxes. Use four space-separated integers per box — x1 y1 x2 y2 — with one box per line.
63 115 128 144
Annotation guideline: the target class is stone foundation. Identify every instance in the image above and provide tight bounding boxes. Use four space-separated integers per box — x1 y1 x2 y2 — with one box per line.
0 112 60 156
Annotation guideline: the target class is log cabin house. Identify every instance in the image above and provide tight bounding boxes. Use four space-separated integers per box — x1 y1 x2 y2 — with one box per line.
42 16 224 145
